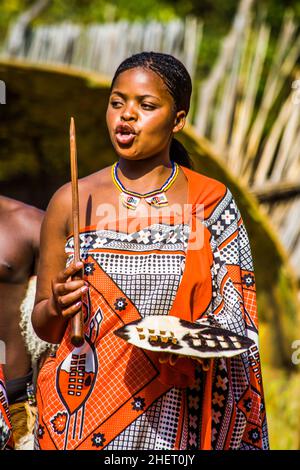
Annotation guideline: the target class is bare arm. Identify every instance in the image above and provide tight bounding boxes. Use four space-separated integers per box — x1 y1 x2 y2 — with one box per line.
32 185 86 344
28 206 44 276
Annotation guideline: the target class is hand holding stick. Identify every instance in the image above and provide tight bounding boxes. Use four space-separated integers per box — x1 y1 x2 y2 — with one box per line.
70 117 84 347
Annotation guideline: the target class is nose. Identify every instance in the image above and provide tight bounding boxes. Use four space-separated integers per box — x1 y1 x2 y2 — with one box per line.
120 102 137 121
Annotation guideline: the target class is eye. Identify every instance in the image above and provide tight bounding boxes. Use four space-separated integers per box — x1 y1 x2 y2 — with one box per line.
110 100 123 108
141 103 156 110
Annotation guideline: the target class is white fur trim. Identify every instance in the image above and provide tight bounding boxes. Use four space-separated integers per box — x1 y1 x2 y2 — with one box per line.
19 277 57 363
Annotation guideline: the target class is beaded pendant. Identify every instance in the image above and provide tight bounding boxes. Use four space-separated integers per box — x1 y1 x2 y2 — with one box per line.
112 161 179 210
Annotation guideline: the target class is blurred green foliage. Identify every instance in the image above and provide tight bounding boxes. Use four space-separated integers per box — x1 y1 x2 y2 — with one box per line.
1 0 299 85
1 0 300 26
262 365 300 449
1 0 300 39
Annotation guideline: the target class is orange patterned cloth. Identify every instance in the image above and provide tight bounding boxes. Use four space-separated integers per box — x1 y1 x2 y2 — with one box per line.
35 167 269 450
0 365 13 449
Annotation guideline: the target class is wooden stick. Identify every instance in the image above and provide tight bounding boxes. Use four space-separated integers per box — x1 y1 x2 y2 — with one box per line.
70 117 84 347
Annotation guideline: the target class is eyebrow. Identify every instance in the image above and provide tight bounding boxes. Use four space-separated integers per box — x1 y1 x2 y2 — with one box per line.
110 90 160 100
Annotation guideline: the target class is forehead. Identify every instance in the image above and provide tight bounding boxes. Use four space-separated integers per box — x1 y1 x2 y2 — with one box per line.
111 67 172 100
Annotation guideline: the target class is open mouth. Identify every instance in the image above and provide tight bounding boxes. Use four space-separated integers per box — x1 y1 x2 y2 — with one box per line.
115 131 136 145
115 123 137 145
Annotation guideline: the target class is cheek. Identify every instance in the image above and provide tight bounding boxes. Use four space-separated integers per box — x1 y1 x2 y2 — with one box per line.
106 106 119 130
106 108 113 131
142 113 173 137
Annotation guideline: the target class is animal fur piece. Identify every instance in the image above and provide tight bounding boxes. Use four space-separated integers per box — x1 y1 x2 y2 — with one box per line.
114 316 254 358
19 276 58 364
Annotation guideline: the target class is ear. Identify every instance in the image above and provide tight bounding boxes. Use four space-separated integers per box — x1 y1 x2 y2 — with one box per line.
172 110 186 134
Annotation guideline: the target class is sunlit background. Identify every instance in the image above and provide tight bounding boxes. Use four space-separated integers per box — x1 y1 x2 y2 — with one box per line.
0 0 300 449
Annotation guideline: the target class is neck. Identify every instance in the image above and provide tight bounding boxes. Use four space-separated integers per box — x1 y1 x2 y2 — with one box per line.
118 154 173 181
116 156 176 195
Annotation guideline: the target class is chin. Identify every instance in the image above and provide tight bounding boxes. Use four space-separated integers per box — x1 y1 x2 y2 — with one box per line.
114 150 143 161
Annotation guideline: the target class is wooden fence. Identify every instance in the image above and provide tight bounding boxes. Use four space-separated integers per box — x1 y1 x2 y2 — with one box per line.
1 0 300 279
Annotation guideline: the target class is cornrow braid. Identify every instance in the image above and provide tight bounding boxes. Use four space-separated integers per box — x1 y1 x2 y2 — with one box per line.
110 51 193 169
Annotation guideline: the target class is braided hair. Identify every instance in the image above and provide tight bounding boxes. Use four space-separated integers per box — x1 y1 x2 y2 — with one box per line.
110 52 193 169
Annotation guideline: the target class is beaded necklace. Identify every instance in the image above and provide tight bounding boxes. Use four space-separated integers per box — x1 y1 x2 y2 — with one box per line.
112 161 179 210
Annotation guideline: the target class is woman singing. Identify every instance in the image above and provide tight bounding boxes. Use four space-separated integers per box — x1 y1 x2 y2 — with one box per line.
32 52 269 450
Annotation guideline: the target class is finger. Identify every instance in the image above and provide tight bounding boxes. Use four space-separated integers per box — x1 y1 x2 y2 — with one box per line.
195 358 211 371
57 261 84 283
61 300 82 319
191 356 200 362
201 359 211 371
158 353 170 364
168 354 179 366
195 358 203 365
158 353 179 366
57 286 88 308
56 280 87 295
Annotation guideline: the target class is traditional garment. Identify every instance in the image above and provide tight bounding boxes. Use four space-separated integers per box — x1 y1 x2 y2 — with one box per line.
0 365 13 450
0 278 53 451
9 401 37 450
35 166 269 450
6 370 37 450
2 277 55 451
